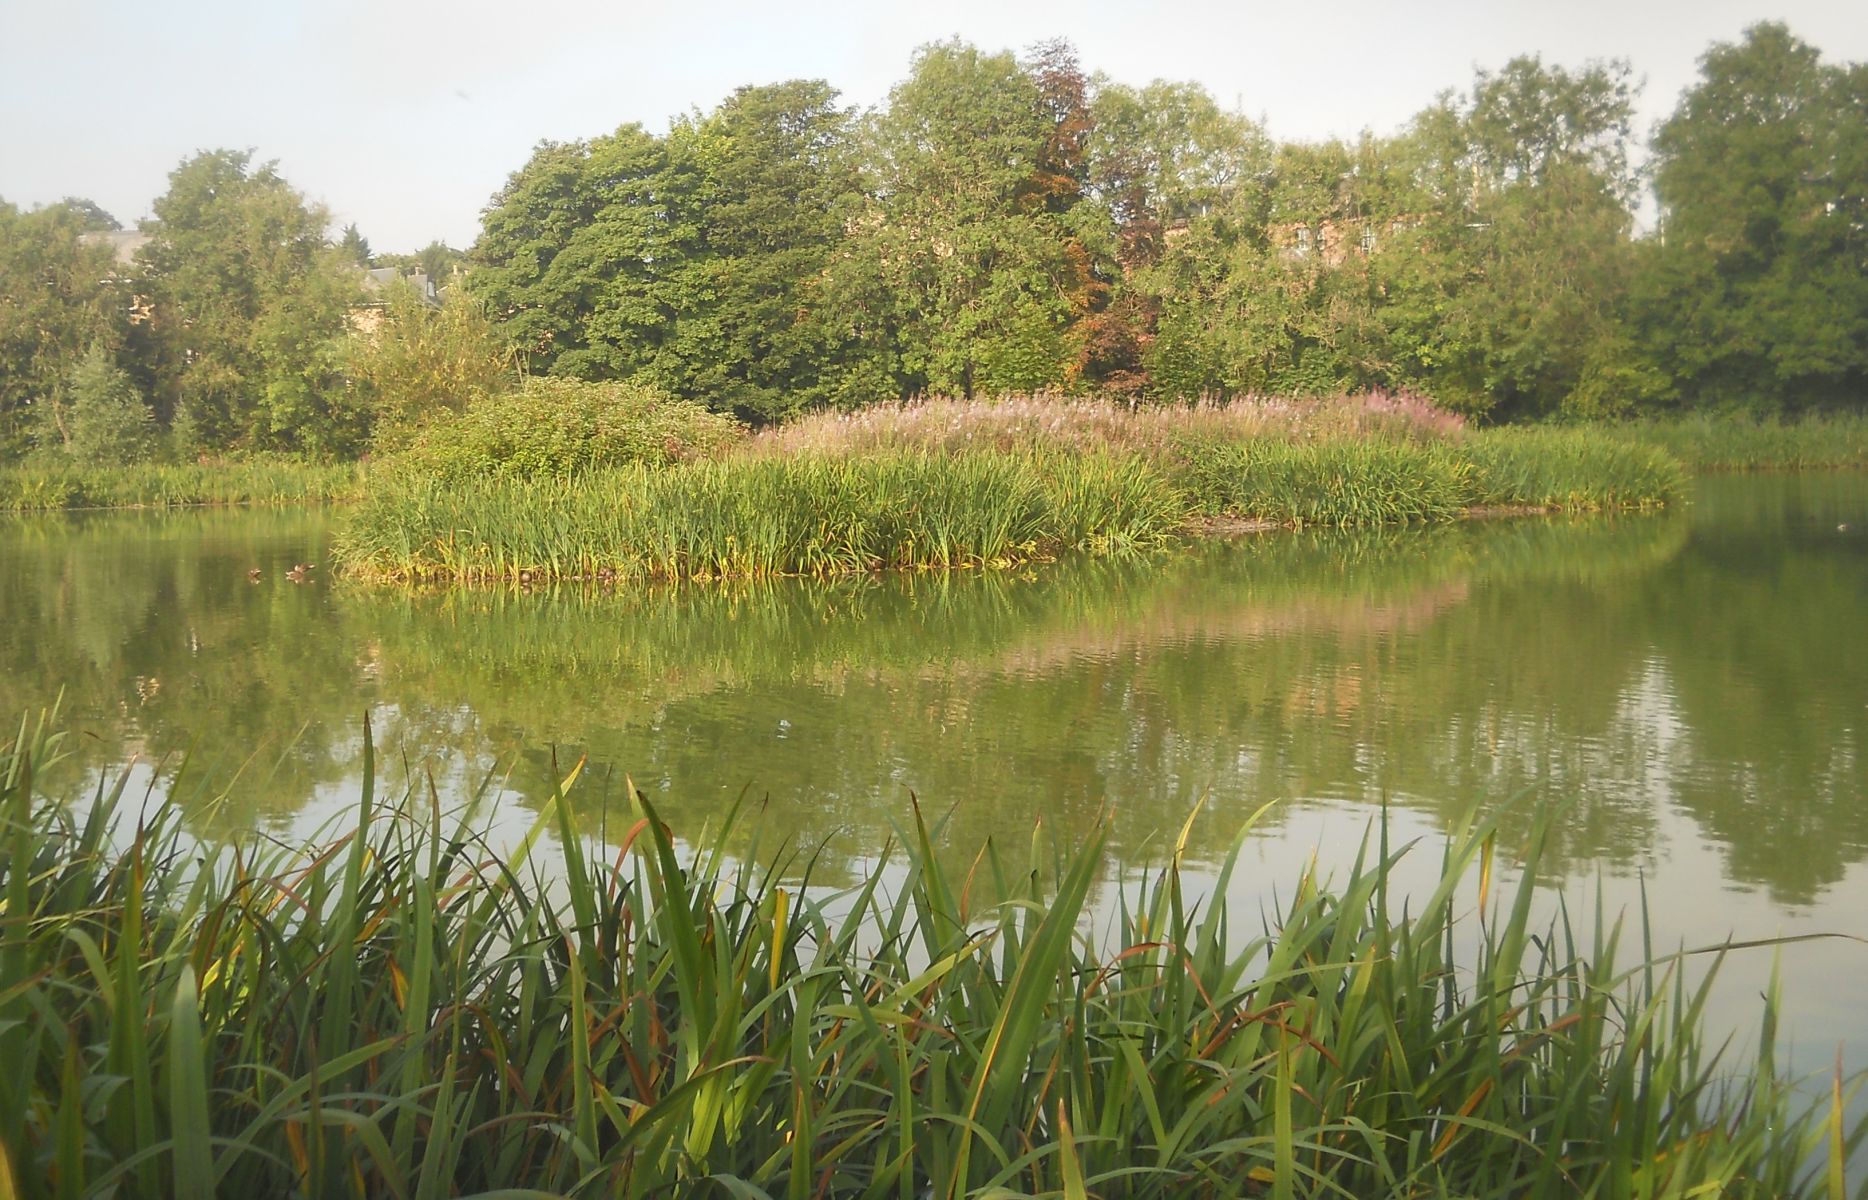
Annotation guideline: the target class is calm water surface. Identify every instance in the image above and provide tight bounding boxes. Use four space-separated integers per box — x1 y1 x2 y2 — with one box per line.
4 473 1866 1097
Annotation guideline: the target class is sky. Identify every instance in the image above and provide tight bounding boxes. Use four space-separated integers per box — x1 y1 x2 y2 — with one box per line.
3 0 1865 252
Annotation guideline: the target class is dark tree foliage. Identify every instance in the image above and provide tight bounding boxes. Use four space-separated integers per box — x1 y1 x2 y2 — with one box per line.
55 197 121 232
1640 22 1868 413
469 83 871 421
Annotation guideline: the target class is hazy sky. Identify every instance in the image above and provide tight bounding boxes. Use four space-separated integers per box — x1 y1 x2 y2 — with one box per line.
3 0 1864 251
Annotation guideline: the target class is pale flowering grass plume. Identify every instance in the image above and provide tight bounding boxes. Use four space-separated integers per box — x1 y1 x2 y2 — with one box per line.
749 390 1466 459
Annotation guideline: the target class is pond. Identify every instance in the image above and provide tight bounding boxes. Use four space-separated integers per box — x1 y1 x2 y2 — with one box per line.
4 473 1865 1100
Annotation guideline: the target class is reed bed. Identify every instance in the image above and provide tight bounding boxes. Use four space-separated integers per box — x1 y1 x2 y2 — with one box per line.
339 413 1684 582
1174 438 1474 526
331 385 1687 584
751 391 1466 459
2 713 1857 1199
337 451 1184 582
1615 414 1868 472
0 460 365 511
1462 429 1688 511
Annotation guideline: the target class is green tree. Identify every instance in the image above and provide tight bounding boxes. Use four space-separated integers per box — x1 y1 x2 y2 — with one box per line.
469 129 683 379
1372 57 1646 418
649 80 873 417
138 150 363 452
60 342 156 464
0 200 129 457
338 223 373 267
1084 80 1269 394
1642 23 1868 412
1089 79 1268 251
841 39 1091 397
375 241 465 284
346 284 516 441
1135 135 1407 401
471 83 875 419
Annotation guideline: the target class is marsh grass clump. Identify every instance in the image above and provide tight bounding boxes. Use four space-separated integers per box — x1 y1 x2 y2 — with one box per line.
1617 413 1868 471
332 386 1696 585
1464 427 1688 510
1175 437 1474 525
336 450 1184 582
1 713 1856 1198
0 459 364 511
751 390 1466 459
336 394 1689 584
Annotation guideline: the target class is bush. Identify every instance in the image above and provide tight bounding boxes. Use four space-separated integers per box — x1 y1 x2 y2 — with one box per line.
347 284 516 441
56 345 156 466
390 377 745 481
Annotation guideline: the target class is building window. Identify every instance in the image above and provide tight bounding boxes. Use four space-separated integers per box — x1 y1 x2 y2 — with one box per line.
1360 225 1377 254
1294 226 1312 258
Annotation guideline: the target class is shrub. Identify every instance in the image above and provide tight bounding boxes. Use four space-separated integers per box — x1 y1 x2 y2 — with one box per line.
55 345 156 466
390 377 745 481
346 284 517 441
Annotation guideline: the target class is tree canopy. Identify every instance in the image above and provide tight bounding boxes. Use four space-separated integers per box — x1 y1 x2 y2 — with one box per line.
2 23 1863 467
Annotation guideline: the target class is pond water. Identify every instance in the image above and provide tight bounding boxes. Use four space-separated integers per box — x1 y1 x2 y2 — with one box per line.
4 473 1866 1104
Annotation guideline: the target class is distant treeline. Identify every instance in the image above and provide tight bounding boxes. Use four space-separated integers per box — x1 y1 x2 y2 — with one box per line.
2 22 1863 460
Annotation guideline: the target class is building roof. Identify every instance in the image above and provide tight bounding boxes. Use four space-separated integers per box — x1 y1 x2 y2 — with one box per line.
79 230 151 266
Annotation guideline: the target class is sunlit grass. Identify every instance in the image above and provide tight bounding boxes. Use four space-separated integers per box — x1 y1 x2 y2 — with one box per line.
1614 413 1868 472
0 459 364 511
1463 428 1687 510
750 391 1467 458
336 425 1684 582
1 711 1857 1198
335 450 1184 582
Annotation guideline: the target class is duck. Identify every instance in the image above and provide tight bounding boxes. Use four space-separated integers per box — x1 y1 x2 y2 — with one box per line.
247 567 262 582
285 562 315 584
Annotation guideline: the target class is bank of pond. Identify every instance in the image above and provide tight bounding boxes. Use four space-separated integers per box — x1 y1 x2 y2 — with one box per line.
4 400 1866 586
1 715 1859 1199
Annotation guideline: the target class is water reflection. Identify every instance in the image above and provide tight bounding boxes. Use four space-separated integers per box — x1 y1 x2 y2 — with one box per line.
2 475 1864 907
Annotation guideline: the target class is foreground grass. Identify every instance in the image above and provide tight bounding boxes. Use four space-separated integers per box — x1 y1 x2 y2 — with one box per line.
0 460 365 511
1615 413 1868 471
2 714 1858 1199
338 428 1683 583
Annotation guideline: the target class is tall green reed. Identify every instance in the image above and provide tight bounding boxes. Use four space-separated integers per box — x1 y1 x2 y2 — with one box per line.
336 451 1183 583
1614 414 1868 472
1173 437 1473 526
1463 429 1687 510
337 427 1685 585
2 712 1858 1198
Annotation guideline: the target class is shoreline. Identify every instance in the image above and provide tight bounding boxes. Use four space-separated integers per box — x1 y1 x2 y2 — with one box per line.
343 500 1676 586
